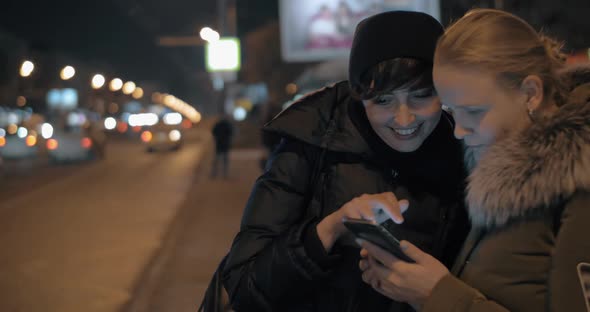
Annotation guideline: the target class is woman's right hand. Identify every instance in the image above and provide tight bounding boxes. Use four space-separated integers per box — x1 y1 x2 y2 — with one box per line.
316 192 409 252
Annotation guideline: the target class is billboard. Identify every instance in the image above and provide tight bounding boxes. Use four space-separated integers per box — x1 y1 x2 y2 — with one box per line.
279 0 440 62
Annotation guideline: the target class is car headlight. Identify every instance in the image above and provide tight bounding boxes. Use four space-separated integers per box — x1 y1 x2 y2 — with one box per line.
169 130 181 142
41 123 54 139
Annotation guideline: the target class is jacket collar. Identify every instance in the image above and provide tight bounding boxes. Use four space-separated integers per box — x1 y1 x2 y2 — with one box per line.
467 65 590 228
263 81 372 155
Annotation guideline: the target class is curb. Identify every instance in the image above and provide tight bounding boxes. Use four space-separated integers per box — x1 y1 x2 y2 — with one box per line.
120 131 214 312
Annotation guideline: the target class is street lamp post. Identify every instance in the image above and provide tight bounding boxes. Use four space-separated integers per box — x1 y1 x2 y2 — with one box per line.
90 74 107 115
16 60 35 108
200 26 228 114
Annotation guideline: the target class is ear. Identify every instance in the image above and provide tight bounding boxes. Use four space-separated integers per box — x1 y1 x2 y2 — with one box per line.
520 75 544 112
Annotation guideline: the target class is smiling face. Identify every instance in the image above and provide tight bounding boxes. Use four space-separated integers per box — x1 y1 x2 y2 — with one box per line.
433 65 531 161
362 87 442 152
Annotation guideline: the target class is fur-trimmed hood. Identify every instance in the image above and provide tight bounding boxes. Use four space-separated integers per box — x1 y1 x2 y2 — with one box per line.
467 65 590 228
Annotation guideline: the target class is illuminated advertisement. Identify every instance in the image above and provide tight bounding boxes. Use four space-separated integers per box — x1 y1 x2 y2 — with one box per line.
279 0 440 62
46 88 78 110
206 37 241 72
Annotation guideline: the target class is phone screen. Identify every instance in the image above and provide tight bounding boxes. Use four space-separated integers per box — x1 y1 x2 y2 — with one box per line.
342 217 414 263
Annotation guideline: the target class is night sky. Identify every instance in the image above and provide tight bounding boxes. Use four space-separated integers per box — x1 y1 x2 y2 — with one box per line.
0 0 224 100
0 0 587 102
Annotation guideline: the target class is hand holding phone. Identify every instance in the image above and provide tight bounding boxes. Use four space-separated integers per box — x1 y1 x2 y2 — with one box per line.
342 217 415 263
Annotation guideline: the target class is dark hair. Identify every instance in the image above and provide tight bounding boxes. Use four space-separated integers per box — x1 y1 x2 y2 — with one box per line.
350 58 434 100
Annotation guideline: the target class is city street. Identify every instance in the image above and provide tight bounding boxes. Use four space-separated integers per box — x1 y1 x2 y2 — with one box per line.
1 1 589 311
0 128 225 312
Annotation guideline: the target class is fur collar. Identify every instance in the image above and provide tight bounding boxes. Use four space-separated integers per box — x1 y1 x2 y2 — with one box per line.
467 66 590 228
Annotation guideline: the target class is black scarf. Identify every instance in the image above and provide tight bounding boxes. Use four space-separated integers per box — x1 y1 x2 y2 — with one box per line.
348 100 465 202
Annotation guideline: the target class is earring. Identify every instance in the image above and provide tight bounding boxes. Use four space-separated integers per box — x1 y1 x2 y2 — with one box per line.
528 108 537 122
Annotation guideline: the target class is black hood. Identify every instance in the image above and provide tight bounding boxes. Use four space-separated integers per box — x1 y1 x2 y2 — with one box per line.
263 81 371 155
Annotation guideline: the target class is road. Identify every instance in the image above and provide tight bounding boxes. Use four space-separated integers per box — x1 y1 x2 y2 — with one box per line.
0 129 209 312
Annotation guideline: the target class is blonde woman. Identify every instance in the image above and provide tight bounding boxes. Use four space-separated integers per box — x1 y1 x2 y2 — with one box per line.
358 9 590 311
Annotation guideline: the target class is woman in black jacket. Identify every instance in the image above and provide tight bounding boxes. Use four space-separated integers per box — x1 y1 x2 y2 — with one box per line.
222 11 470 312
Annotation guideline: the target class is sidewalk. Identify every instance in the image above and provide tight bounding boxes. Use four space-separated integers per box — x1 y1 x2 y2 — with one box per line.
122 143 265 312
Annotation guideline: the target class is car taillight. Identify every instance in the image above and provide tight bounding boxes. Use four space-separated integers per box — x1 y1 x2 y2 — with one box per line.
141 131 153 143
182 119 192 129
117 122 128 133
81 137 92 149
47 139 59 150
25 135 37 147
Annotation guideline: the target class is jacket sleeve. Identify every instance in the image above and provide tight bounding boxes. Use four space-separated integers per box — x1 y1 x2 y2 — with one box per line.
221 138 340 311
422 275 509 312
548 191 590 311
423 192 590 312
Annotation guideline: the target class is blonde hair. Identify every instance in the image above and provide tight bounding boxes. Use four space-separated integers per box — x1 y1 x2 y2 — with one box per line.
435 9 568 105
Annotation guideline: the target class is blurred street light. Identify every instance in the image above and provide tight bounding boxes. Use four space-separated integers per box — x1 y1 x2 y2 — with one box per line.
286 83 298 95
163 112 182 125
233 107 247 121
152 92 163 103
109 78 123 91
16 96 27 107
129 113 158 127
104 117 117 130
60 66 76 80
108 102 119 114
41 123 54 139
25 135 37 147
200 27 220 42
122 81 136 95
17 127 28 138
206 38 241 72
7 124 18 135
132 87 144 99
164 94 177 106
91 74 106 89
169 130 181 142
20 60 35 77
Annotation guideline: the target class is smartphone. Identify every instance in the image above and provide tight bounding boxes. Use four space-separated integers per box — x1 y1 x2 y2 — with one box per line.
342 217 414 263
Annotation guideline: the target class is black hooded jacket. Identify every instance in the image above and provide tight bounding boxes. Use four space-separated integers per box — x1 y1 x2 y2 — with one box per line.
222 81 470 311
